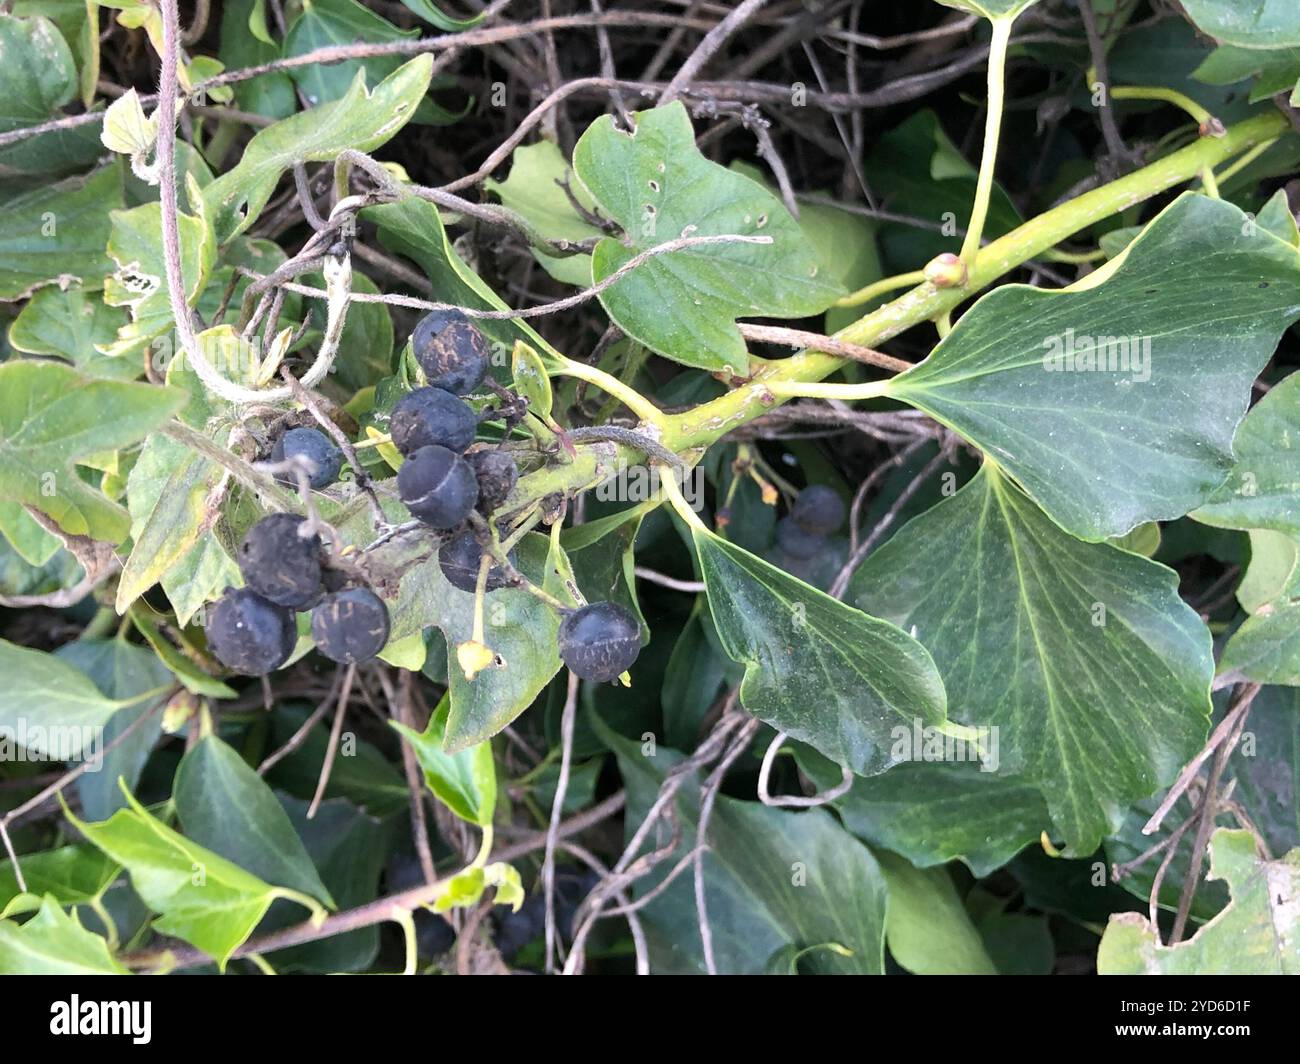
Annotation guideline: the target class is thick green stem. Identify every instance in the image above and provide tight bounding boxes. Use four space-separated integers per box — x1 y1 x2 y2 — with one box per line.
661 110 1288 454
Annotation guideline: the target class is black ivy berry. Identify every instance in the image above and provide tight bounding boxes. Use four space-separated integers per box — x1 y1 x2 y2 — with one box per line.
557 601 641 683
775 515 824 560
389 386 477 456
466 449 518 514
397 444 479 529
206 587 297 675
412 310 491 395
439 530 515 593
792 484 846 535
271 426 343 490
238 513 324 608
311 587 391 664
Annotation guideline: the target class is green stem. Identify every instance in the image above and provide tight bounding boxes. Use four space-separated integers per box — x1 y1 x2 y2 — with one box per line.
1109 85 1215 128
836 269 927 309
552 354 666 427
960 16 1014 269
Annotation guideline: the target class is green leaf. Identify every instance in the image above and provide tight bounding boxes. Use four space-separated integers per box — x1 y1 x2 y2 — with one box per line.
485 140 602 287
0 13 75 135
68 784 325 970
1238 530 1300 613
284 0 417 108
0 639 129 760
203 56 433 243
607 728 888 974
0 361 187 542
391 693 497 826
396 0 481 30
0 897 128 974
8 286 133 379
0 165 124 301
174 735 335 906
875 851 996 975
0 500 62 566
0 845 120 918
387 533 563 750
367 196 558 366
798 747 1048 877
852 465 1214 853
1180 0 1300 49
690 524 949 776
572 102 844 373
56 638 174 821
1098 829 1300 973
1194 369 1300 537
885 194 1300 541
218 0 296 119
101 197 216 359
935 1 1040 19
1220 601 1300 685
511 340 554 418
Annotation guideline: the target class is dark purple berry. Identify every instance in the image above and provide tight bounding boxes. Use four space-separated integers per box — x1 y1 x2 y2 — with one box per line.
412 310 491 395
397 445 479 529
389 387 477 456
466 449 518 514
557 601 641 683
238 513 324 608
310 588 391 664
206 587 297 675
271 427 343 490
439 531 515 593
775 516 825 560
792 484 846 535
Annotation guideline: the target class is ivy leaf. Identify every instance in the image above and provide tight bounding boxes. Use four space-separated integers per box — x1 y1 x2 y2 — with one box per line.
886 194 1300 541
875 851 996 975
68 784 326 971
387 534 563 750
1098 829 1300 974
1180 1 1300 49
690 524 949 776
391 693 497 826
56 638 174 821
0 639 133 759
1219 601 1300 685
606 728 888 974
1238 530 1300 613
284 0 418 108
485 140 603 287
0 13 75 135
0 897 128 975
852 465 1214 854
797 746 1049 877
1194 369 1300 537
174 735 335 907
1 845 120 919
203 56 433 243
0 361 187 542
0 165 124 301
8 287 132 379
572 102 844 373
218 0 296 120
396 0 481 30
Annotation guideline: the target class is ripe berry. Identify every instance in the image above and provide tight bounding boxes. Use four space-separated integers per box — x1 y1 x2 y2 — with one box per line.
439 531 515 593
389 387 477 456
792 484 846 535
238 513 324 608
311 587 391 664
205 587 297 675
412 310 491 395
557 601 641 683
271 427 342 490
397 445 479 529
466 449 518 514
775 516 825 560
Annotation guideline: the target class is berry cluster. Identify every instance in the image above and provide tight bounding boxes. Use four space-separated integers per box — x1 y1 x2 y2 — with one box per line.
764 484 849 588
205 513 391 675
